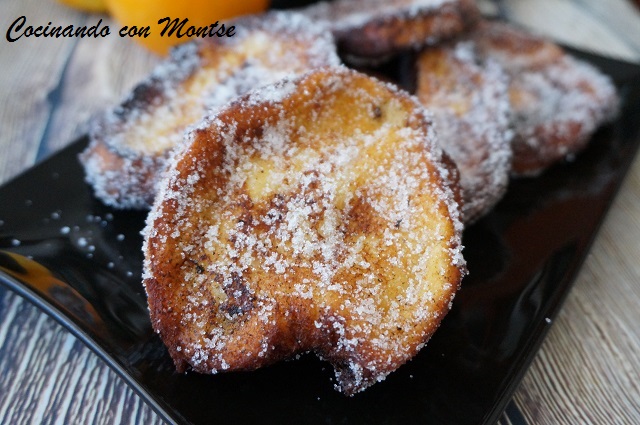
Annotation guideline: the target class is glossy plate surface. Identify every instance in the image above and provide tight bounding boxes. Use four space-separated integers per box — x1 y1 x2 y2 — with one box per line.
1 50 639 425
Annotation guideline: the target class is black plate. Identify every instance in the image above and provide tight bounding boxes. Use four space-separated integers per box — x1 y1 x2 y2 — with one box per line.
1 49 639 425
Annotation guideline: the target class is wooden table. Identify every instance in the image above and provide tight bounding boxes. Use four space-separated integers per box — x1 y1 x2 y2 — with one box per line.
1 1 639 423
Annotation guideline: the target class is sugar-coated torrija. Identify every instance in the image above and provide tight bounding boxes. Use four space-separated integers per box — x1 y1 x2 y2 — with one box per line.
142 67 466 395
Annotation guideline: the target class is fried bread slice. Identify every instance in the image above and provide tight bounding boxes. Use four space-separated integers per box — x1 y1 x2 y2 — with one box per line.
302 0 480 59
416 40 512 223
80 12 340 209
143 67 465 395
474 21 619 176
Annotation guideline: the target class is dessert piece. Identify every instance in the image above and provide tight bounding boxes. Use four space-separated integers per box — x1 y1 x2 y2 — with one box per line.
143 67 466 395
474 21 619 176
416 40 512 222
303 0 480 59
80 11 340 209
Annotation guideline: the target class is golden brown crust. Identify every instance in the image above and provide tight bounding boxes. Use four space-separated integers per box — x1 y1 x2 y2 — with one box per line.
416 40 512 223
143 67 465 395
80 11 341 209
303 0 480 59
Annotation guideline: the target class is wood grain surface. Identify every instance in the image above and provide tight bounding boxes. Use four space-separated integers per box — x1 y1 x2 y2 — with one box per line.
1 0 639 424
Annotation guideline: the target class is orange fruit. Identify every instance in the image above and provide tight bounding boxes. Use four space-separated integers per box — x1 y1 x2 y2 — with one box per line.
106 0 270 55
58 0 108 13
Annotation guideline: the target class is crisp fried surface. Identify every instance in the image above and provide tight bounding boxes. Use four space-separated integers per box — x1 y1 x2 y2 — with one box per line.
143 67 465 395
416 41 512 223
474 21 619 176
303 0 480 58
80 12 340 209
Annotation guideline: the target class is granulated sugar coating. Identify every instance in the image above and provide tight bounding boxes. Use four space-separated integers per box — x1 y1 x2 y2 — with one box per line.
417 40 512 223
79 11 341 209
143 67 466 395
507 56 619 176
302 0 480 58
473 21 619 176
